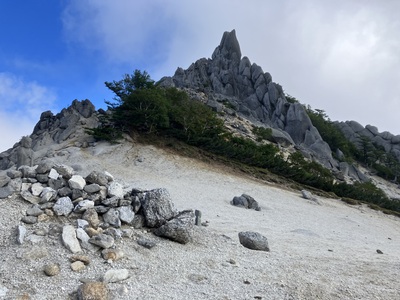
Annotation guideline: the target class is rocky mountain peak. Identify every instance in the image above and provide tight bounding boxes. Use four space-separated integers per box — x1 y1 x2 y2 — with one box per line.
160 30 336 169
212 29 242 63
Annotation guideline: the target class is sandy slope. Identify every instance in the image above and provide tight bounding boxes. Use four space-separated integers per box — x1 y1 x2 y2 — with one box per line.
0 141 399 299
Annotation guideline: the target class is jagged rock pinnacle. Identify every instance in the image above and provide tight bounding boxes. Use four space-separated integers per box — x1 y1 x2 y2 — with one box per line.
212 29 242 62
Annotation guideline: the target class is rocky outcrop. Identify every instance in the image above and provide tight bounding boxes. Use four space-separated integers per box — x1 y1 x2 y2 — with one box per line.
159 30 336 168
0 99 99 170
335 121 400 162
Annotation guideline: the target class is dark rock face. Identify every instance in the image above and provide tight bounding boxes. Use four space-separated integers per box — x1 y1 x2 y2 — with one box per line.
159 30 336 168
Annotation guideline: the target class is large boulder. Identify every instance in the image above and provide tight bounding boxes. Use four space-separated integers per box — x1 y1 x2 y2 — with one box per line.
238 231 270 251
139 188 177 228
154 210 195 244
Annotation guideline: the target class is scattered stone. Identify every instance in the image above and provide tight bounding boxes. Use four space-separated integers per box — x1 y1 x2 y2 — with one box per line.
101 249 124 262
26 204 43 217
70 255 91 265
48 168 60 180
377 249 383 254
53 196 74 216
84 183 101 194
62 225 82 253
69 175 86 190
40 187 57 203
301 190 320 204
30 182 43 196
17 225 26 245
103 269 129 283
89 234 115 249
74 200 95 213
102 208 121 228
71 261 86 272
238 231 270 251
231 194 260 211
117 205 135 224
54 164 74 179
21 216 38 224
82 208 100 228
107 181 124 199
77 282 108 300
76 228 101 253
0 186 13 199
20 190 40 204
43 263 60 276
154 210 194 244
137 237 157 249
85 171 109 186
195 209 202 226
77 219 89 229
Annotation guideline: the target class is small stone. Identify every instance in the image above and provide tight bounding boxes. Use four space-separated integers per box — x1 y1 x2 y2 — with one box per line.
21 216 38 224
137 238 157 249
54 164 74 179
101 196 119 207
77 282 108 300
37 214 50 222
82 208 100 228
68 175 86 190
107 182 124 199
53 197 74 216
76 228 101 253
103 269 129 283
30 183 43 196
121 228 134 238
89 234 115 249
20 190 40 204
17 225 26 244
74 200 95 213
62 225 82 253
85 227 101 237
70 255 91 265
71 261 86 272
26 204 44 217
376 249 383 254
84 183 101 194
103 208 121 228
101 249 124 262
40 187 57 203
58 187 72 197
77 219 89 229
117 206 135 224
34 228 48 236
48 168 60 180
43 263 60 276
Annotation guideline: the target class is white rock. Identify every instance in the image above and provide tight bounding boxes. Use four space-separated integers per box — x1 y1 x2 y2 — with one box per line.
68 175 86 190
107 181 124 198
48 168 60 180
104 171 114 182
117 206 135 224
62 225 82 253
103 269 129 283
77 219 89 229
74 200 95 213
17 225 26 245
0 285 9 297
31 182 44 196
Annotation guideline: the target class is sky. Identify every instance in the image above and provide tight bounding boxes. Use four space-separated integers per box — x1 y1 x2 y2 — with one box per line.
1 0 399 152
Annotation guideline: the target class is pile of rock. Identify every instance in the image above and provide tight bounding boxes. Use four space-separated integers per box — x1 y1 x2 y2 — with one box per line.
0 162 195 249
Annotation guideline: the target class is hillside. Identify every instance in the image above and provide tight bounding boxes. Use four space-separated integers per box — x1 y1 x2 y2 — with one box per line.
0 137 399 299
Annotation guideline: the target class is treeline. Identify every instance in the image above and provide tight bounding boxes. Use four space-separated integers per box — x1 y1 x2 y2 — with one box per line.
88 70 400 214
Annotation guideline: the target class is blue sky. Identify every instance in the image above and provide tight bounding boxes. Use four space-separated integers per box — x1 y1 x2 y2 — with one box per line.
1 0 400 152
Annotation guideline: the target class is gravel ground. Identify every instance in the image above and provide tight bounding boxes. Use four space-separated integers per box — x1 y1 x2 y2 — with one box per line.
0 141 399 300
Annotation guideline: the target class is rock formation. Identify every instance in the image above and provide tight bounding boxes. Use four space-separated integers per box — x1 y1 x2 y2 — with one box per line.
159 30 336 169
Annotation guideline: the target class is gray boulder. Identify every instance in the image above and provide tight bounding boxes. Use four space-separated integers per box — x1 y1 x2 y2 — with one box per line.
154 210 194 244
238 231 270 251
231 194 260 211
53 197 74 216
139 188 177 228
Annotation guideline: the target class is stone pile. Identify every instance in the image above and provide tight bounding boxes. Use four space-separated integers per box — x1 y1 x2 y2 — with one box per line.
0 162 195 249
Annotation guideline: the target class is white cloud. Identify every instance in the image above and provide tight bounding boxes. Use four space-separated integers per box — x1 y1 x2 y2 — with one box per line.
0 73 57 152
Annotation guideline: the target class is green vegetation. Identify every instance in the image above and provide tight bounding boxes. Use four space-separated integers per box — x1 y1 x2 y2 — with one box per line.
90 70 400 215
